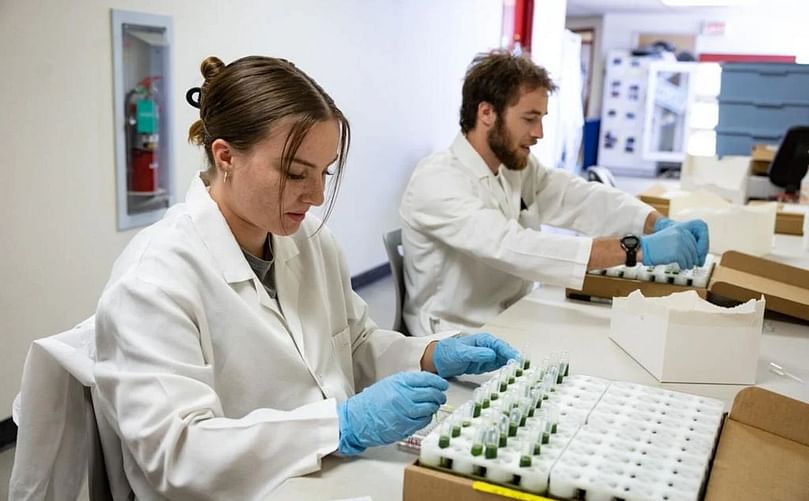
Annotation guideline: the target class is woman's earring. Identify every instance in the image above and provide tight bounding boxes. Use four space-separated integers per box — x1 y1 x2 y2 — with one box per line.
224 170 229 183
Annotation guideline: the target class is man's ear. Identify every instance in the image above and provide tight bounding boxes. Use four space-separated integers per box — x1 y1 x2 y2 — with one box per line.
477 101 497 128
211 138 234 174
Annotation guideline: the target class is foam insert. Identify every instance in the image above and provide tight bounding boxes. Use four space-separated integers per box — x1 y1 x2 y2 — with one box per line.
418 357 724 501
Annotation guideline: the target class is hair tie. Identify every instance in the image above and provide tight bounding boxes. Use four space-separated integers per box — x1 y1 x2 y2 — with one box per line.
186 87 201 109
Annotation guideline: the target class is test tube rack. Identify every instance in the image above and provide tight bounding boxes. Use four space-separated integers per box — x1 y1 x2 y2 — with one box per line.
418 356 724 501
566 256 717 302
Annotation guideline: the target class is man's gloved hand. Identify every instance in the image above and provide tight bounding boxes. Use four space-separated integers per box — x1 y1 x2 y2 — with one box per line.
432 333 519 378
336 371 448 455
640 223 699 269
653 216 676 232
650 217 709 266
678 219 710 265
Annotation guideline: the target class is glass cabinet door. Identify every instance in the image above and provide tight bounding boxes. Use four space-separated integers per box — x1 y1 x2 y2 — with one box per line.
642 61 697 162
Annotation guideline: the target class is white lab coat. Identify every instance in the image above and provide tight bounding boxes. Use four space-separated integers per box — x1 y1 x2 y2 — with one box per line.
399 133 653 337
92 175 437 500
9 318 96 501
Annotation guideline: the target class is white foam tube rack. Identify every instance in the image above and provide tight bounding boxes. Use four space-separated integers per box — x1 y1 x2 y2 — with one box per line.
419 355 724 501
589 254 716 288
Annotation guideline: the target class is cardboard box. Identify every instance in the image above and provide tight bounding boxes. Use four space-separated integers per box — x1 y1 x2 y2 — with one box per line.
670 193 776 256
567 251 809 322
638 184 693 216
750 160 770 176
403 387 809 501
748 201 805 235
680 155 751 205
751 143 777 162
609 291 764 384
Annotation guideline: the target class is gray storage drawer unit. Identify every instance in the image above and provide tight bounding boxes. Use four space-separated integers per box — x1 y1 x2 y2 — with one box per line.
717 63 809 156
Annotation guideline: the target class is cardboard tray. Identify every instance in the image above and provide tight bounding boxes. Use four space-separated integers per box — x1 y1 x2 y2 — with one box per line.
403 387 809 501
566 251 809 322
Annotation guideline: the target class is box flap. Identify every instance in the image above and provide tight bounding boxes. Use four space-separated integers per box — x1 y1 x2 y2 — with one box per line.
704 419 809 501
728 387 809 446
704 387 809 501
710 251 809 320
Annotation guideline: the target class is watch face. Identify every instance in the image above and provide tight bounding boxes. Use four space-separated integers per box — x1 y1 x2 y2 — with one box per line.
621 235 639 249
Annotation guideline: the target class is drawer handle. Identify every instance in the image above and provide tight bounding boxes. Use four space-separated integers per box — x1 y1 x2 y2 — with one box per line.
754 102 784 109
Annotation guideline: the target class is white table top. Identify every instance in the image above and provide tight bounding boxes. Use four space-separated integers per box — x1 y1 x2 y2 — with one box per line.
272 234 809 500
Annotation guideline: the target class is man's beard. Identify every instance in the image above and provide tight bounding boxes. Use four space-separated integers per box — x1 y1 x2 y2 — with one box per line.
487 118 529 171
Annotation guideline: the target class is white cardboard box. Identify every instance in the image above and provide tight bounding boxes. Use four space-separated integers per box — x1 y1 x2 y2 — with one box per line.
669 191 777 256
680 154 750 204
609 290 764 384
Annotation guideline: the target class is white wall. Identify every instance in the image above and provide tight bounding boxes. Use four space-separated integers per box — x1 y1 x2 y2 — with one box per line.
530 0 569 168
587 1 809 117
0 0 502 416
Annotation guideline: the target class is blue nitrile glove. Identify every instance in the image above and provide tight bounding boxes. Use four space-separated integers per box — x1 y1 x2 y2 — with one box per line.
432 333 520 378
640 223 699 269
653 216 676 232
336 371 448 455
679 219 710 266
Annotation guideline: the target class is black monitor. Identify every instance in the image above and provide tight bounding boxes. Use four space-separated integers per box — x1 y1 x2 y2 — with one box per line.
768 126 809 194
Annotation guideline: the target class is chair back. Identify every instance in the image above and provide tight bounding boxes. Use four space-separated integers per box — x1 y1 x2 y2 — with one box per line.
382 228 409 335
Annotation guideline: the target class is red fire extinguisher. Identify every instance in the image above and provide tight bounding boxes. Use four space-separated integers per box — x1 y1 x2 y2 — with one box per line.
127 76 161 193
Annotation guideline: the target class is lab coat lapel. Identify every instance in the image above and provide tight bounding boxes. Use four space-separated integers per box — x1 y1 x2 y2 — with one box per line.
273 234 306 355
185 175 255 284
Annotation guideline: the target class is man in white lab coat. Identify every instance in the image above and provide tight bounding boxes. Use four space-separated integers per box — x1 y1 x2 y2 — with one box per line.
400 51 709 337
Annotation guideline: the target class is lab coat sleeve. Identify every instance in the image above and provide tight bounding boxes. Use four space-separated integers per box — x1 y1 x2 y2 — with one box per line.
401 163 593 289
94 275 339 501
527 163 653 237
323 230 444 390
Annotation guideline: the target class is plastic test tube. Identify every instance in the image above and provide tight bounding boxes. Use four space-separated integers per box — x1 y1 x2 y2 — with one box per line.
509 408 522 437
498 414 509 447
560 351 570 379
485 425 499 459
473 388 484 417
438 422 451 449
546 404 559 434
471 427 485 456
520 439 533 467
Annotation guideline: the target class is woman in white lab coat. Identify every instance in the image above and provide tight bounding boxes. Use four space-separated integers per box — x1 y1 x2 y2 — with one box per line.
93 55 518 500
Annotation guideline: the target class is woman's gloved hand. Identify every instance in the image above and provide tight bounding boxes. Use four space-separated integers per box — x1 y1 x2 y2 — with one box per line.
432 333 519 378
652 217 709 266
336 371 448 455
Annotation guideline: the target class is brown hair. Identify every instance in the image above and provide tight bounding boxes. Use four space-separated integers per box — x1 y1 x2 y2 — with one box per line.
459 51 557 133
188 55 350 225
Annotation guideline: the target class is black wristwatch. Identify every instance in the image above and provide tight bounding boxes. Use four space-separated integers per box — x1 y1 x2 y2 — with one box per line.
620 234 640 267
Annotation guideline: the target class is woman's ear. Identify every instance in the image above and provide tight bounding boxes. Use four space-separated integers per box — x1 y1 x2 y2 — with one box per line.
211 138 234 175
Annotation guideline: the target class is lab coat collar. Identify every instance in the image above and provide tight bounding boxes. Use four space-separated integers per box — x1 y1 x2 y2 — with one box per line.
450 132 503 180
185 175 262 284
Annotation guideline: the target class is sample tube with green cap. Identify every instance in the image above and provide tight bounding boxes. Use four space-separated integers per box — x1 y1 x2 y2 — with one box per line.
519 439 533 467
438 422 451 449
498 414 509 447
471 427 485 456
485 425 499 459
473 388 484 417
508 408 522 437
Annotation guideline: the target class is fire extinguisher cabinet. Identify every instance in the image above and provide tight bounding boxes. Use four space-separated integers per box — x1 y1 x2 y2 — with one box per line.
111 10 174 231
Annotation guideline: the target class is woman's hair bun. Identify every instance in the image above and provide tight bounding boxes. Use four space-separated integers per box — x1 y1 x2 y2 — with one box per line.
200 56 225 82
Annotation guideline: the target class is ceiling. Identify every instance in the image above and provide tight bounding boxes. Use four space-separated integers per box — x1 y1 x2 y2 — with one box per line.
565 0 751 16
